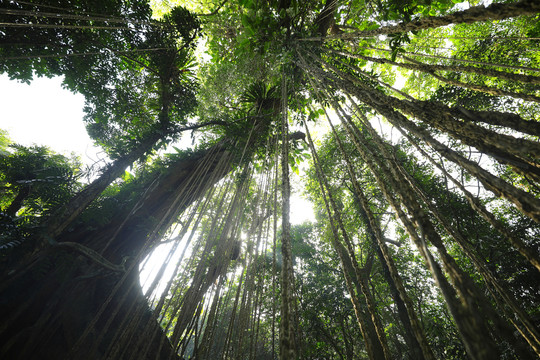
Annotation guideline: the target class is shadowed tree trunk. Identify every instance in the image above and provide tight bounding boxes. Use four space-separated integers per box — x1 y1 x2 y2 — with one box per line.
46 120 226 240
5 185 30 217
301 0 540 40
326 94 435 360
0 142 233 360
304 122 389 360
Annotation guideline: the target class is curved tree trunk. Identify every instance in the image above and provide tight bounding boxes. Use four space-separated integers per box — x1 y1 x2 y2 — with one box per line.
329 49 540 86
304 122 388 360
0 142 233 360
46 120 226 240
301 57 540 223
300 0 540 40
310 51 540 183
5 185 30 217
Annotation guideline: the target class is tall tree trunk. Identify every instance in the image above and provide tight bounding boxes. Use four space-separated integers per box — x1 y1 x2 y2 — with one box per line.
300 0 540 40
5 185 30 217
328 49 540 87
0 141 235 360
321 94 500 359
357 202 432 360
301 57 540 223
304 122 388 360
299 54 435 360
279 75 298 360
327 102 435 360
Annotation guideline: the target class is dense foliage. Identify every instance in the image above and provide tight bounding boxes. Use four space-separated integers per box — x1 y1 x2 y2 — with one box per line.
1 0 539 359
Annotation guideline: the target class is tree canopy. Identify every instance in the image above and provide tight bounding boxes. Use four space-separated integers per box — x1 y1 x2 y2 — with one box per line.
1 0 539 359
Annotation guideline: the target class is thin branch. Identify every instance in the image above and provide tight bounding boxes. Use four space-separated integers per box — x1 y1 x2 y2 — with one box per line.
174 120 229 133
196 0 228 17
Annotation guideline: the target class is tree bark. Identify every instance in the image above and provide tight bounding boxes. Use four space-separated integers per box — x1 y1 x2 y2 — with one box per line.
45 120 227 241
318 90 500 359
279 75 298 360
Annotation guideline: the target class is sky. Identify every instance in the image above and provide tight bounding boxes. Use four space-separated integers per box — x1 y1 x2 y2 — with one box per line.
0 74 108 166
0 74 315 224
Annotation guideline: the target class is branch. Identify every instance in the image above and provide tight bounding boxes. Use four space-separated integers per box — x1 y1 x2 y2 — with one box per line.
174 120 229 133
314 0 338 36
196 0 228 17
384 237 402 247
289 131 306 142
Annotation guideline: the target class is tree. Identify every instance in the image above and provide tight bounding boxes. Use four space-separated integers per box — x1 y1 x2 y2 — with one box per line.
1 0 539 359
0 140 82 272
